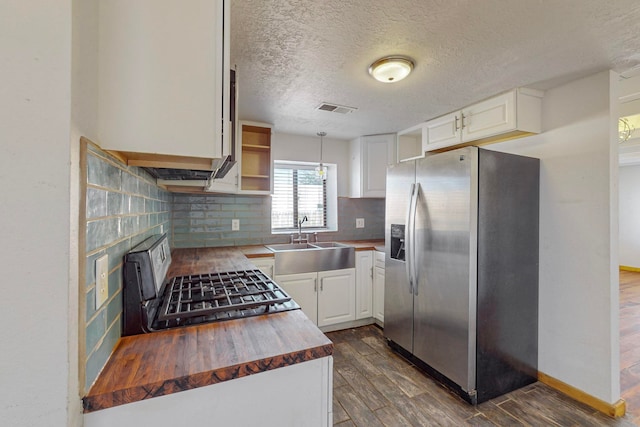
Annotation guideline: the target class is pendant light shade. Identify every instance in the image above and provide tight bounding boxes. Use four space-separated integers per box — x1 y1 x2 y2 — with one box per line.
369 56 414 83
316 132 327 180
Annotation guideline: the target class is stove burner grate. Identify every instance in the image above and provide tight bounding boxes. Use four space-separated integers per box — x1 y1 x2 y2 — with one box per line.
156 269 292 322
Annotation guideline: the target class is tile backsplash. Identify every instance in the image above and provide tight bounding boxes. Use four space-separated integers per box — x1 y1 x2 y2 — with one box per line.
83 141 171 392
171 194 384 247
82 161 384 392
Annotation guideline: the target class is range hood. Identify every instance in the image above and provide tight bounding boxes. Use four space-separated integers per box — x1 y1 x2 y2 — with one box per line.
142 69 238 191
144 154 235 181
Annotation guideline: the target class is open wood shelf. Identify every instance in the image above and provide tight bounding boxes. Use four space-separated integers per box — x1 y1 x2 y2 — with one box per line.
240 122 272 192
242 144 270 151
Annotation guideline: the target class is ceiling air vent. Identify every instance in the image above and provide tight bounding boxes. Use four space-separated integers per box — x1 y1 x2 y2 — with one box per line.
316 102 358 114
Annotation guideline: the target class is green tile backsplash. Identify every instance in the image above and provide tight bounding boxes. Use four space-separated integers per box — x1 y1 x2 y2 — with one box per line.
83 142 171 392
82 147 384 393
170 193 384 247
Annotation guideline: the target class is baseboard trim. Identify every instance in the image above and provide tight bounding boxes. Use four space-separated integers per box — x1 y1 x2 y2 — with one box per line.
620 265 640 272
318 318 375 333
537 372 626 418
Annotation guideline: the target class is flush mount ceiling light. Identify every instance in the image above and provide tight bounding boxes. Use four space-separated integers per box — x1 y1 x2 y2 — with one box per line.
368 56 414 83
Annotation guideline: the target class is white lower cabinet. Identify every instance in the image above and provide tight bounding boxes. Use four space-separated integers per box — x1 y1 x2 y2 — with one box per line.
274 272 318 325
249 257 275 278
276 269 355 327
373 251 385 324
85 357 333 427
317 269 357 327
355 251 373 320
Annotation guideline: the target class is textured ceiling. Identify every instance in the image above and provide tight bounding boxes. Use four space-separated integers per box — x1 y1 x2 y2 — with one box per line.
231 0 640 140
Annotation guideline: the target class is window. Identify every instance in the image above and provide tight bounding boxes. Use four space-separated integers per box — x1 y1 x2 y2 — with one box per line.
271 161 337 232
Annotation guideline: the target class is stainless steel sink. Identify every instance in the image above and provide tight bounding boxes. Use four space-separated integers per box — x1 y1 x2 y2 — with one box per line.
266 242 355 274
265 243 317 251
311 242 350 248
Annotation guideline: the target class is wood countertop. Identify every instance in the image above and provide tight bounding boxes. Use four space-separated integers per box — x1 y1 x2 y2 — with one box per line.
83 247 333 413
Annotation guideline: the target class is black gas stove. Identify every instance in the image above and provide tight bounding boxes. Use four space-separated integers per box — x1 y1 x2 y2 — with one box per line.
122 234 298 336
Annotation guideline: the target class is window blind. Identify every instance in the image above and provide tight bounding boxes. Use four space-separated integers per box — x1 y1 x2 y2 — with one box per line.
272 162 327 230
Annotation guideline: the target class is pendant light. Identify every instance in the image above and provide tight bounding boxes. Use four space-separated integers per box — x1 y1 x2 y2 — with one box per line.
315 131 327 180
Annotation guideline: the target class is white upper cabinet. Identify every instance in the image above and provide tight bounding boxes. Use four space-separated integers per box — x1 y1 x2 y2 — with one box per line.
98 0 230 164
424 111 460 149
397 88 543 160
424 88 543 152
350 134 396 198
461 90 517 142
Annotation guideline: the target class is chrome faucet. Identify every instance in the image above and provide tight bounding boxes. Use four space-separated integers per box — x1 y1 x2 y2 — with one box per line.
295 215 308 243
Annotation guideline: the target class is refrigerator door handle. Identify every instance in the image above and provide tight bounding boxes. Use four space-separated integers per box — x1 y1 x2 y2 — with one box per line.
405 183 416 294
411 183 420 292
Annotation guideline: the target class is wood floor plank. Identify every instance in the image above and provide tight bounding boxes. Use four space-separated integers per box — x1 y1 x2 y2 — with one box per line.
349 338 377 356
335 342 383 378
374 405 413 427
381 366 428 398
366 349 415 373
334 385 385 427
327 324 634 427
334 370 348 389
620 346 640 370
334 420 356 427
621 270 640 421
510 386 602 427
369 372 415 403
387 395 441 426
415 375 480 421
476 401 525 427
533 382 604 420
337 363 389 411
361 335 392 355
621 363 640 393
589 412 639 426
497 398 561 426
333 393 350 425
465 413 498 426
410 392 469 426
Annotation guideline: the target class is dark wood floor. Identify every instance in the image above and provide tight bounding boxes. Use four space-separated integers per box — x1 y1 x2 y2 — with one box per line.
621 270 640 425
327 325 637 426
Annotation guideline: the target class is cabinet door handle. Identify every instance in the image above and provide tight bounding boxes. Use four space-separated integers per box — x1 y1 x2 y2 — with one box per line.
461 113 466 129
314 278 317 292
320 278 324 291
454 115 460 131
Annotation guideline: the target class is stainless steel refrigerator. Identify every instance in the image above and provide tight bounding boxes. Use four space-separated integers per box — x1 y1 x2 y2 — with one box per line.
384 146 539 404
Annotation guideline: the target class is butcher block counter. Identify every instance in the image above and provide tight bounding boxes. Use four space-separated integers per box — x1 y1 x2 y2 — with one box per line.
83 246 333 415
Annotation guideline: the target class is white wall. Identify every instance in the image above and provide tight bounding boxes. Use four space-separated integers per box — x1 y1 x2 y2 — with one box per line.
619 165 640 268
0 1 80 426
488 71 619 403
271 133 351 197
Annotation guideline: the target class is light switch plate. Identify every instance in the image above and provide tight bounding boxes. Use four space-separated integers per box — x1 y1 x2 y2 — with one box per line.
356 218 365 228
232 219 240 231
95 254 109 309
